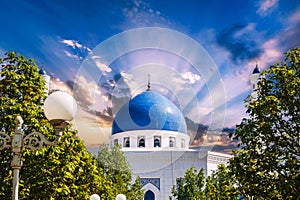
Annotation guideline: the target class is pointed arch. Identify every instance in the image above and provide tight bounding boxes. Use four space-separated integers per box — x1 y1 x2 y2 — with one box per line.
144 190 155 200
142 183 159 200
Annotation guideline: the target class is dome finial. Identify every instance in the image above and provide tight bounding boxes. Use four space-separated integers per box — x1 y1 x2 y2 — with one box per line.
147 74 151 91
252 62 260 74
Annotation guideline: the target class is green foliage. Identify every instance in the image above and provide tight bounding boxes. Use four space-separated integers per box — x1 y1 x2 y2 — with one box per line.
0 52 50 198
20 130 113 199
0 52 112 199
229 47 300 199
0 52 47 132
170 166 238 200
170 167 205 200
97 144 144 199
205 164 239 200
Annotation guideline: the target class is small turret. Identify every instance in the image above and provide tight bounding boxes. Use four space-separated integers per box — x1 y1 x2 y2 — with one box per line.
250 64 261 98
39 68 50 95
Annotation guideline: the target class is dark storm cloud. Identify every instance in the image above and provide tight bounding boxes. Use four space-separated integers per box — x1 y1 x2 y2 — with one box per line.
216 24 262 63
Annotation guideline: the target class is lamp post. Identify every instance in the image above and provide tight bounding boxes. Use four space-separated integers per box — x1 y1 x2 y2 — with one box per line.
0 91 77 200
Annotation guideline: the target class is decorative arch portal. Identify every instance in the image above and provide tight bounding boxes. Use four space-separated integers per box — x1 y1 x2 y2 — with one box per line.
142 183 160 200
144 190 155 200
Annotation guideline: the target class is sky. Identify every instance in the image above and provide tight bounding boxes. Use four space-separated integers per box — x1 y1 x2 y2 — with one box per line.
0 0 299 148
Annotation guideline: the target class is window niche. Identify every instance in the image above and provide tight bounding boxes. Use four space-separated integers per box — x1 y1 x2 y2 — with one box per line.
169 137 175 147
154 136 161 147
138 136 145 147
123 137 130 147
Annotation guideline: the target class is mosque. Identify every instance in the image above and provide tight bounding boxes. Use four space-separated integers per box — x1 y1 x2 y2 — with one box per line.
110 67 260 199
110 85 229 199
40 64 260 199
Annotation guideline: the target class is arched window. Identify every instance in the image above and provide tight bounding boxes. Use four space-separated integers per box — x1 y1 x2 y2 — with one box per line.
169 137 175 147
123 137 130 147
144 190 155 200
138 137 145 147
154 136 161 147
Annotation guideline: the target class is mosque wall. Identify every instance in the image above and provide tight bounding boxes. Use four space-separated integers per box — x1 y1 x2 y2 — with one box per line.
125 150 231 199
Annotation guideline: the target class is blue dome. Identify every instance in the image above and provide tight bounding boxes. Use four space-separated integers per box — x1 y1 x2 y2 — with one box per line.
252 66 260 74
39 69 47 75
112 91 187 134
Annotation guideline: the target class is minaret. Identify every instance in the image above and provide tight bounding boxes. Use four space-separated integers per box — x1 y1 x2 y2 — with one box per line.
39 68 50 95
250 63 260 99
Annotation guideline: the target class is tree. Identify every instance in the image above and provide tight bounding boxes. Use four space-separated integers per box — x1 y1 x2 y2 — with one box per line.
97 144 144 199
21 130 116 199
170 47 300 200
170 167 206 200
0 52 49 198
170 165 238 200
229 47 300 199
0 52 112 199
204 164 238 200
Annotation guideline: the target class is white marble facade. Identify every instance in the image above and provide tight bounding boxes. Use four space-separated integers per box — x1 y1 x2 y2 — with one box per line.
110 91 232 199
111 132 231 199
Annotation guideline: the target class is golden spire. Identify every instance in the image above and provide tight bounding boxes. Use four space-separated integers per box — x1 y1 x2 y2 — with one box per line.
147 74 151 91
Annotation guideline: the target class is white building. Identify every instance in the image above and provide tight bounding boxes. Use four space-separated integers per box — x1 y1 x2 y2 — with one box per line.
110 84 232 199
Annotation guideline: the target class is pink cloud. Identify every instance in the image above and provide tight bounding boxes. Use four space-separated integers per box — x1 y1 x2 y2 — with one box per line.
257 0 278 16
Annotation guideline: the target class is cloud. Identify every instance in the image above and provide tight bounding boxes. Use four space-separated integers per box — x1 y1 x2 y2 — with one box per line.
289 6 300 24
64 50 82 60
194 26 267 127
255 38 282 68
49 76 73 93
122 0 170 27
216 23 263 64
182 72 201 84
91 55 112 73
281 6 300 49
61 39 91 52
60 38 92 62
256 0 278 16
73 75 101 108
38 35 85 80
251 6 300 68
212 36 282 126
208 7 300 126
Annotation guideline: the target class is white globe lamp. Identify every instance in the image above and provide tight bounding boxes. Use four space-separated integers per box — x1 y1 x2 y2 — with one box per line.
44 91 77 126
90 194 100 200
116 194 126 200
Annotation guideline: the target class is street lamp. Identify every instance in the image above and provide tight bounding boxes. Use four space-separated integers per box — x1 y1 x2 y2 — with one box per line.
90 194 101 200
0 91 77 200
89 194 126 200
116 194 126 200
